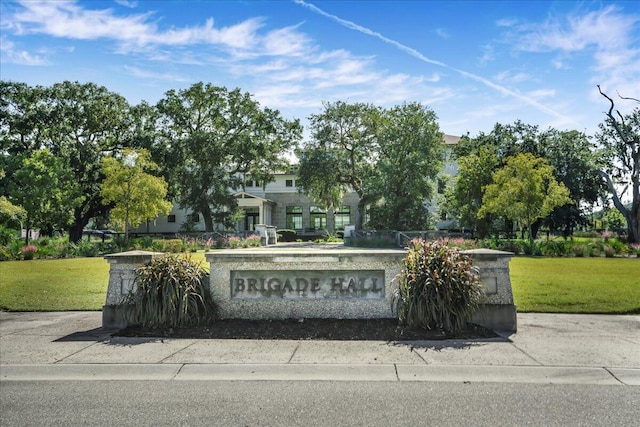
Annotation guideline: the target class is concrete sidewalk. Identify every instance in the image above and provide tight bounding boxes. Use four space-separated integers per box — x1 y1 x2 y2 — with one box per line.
1 311 638 385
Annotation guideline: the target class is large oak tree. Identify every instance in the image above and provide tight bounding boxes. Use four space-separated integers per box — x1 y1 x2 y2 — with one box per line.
0 80 133 243
155 82 302 231
597 86 639 243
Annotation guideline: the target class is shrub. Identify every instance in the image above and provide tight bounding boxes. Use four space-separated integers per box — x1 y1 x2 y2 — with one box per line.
228 236 241 248
630 243 640 257
21 245 38 260
603 245 615 258
138 236 155 249
152 238 185 253
572 244 585 257
0 246 12 261
213 237 227 249
608 239 626 255
242 234 262 247
587 242 602 257
393 239 484 334
6 239 24 260
76 240 99 257
97 241 121 255
124 255 216 328
539 241 568 257
496 240 522 254
55 242 77 258
277 229 297 242
0 227 17 246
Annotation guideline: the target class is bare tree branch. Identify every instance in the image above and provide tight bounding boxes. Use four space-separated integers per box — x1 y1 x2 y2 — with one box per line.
616 91 640 104
598 85 632 146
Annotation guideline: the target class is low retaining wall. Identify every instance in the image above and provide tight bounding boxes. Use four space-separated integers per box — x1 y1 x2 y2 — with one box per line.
206 247 517 332
102 246 517 333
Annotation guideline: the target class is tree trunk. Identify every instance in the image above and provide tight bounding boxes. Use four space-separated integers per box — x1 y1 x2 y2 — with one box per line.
202 205 214 232
24 219 31 245
68 222 85 244
599 171 638 243
531 218 542 240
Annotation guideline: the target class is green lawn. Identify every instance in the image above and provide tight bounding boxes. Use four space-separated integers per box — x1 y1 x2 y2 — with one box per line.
1 254 638 313
510 257 640 314
0 257 110 311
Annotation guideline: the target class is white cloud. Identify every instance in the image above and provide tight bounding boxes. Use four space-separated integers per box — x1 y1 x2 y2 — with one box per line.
114 0 137 8
551 57 569 70
423 73 441 83
495 70 532 84
123 65 190 82
517 6 637 53
0 36 48 65
527 89 556 99
435 28 450 39
479 44 494 65
509 5 640 95
496 18 518 27
6 1 270 53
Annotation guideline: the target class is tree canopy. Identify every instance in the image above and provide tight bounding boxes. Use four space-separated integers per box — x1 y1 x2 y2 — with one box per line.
596 86 639 243
478 153 571 244
443 145 498 237
367 103 443 230
0 80 134 242
10 149 81 243
296 101 378 228
450 121 603 238
101 149 172 240
297 101 444 230
155 82 302 231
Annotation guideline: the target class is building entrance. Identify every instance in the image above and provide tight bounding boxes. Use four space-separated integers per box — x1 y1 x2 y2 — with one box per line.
244 208 259 231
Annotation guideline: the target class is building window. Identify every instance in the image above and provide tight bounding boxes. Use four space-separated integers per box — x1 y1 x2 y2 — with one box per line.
245 180 254 187
167 214 176 223
286 206 303 230
285 179 294 187
191 213 200 223
309 206 326 230
334 205 351 230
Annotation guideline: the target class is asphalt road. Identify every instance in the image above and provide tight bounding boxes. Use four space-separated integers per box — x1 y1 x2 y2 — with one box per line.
2 380 639 426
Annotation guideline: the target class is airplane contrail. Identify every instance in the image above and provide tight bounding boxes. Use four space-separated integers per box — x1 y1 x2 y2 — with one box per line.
294 0 566 120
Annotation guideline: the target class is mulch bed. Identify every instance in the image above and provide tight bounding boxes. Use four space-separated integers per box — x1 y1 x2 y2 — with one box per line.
116 318 498 341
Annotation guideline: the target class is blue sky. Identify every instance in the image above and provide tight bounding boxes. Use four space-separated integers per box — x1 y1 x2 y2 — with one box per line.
1 0 639 137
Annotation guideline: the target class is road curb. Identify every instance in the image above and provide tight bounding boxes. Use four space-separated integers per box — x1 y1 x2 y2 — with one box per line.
2 364 639 385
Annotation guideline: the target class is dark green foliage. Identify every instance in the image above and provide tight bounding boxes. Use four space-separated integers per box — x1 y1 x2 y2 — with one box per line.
393 239 484 334
76 240 99 257
0 227 17 246
277 229 297 242
125 255 216 328
539 241 569 257
154 83 301 232
150 238 185 253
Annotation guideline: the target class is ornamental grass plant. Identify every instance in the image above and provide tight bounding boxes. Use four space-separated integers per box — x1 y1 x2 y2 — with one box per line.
124 254 216 328
393 239 484 334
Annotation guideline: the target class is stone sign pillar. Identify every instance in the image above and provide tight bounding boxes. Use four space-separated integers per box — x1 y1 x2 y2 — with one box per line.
102 250 165 328
462 248 517 333
206 248 407 320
